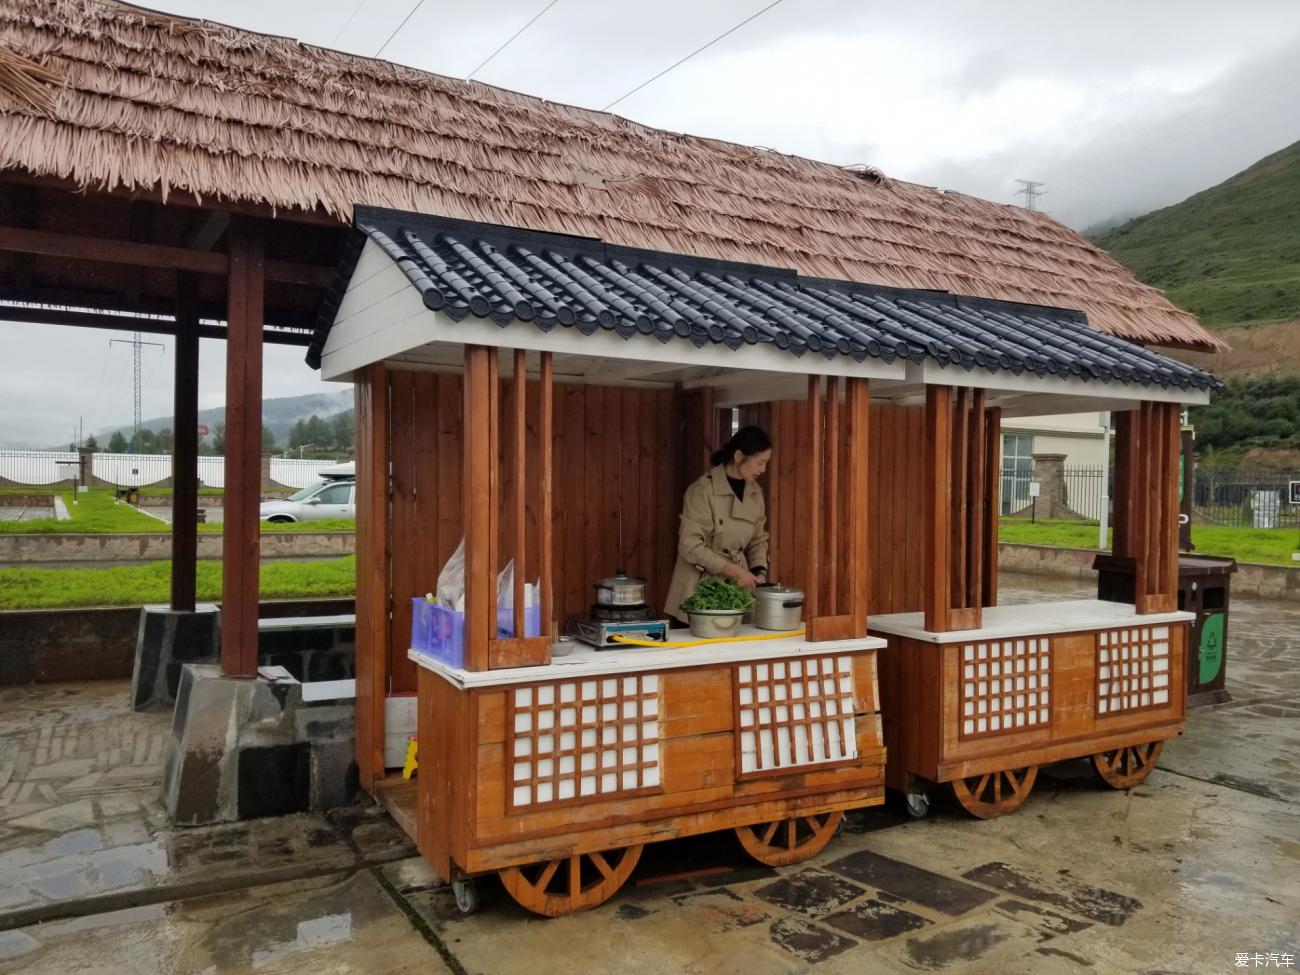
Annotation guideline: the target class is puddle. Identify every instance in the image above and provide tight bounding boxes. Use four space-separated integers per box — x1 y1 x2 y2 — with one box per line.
38 902 167 936
250 912 352 968
904 922 1010 969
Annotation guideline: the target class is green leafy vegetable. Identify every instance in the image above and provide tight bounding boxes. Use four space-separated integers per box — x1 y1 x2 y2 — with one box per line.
681 576 755 612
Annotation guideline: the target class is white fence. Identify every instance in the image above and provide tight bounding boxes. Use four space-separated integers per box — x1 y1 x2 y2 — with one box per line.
0 450 341 490
0 450 79 484
270 458 340 489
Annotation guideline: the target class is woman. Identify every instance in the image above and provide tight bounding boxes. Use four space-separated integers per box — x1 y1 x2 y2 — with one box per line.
665 426 772 624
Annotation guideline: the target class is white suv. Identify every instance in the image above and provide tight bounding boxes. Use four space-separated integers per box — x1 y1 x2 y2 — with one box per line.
259 479 355 523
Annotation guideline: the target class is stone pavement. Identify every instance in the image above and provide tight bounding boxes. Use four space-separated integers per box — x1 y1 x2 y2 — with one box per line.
1 575 1297 974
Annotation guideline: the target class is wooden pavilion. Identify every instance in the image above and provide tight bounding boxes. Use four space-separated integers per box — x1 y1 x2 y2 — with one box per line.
308 207 1218 913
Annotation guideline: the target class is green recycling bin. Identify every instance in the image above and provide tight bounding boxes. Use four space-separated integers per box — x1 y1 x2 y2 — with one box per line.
1093 554 1237 708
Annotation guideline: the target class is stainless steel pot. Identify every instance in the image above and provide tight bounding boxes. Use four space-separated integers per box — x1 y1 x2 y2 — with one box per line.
594 569 647 607
685 608 747 640
754 584 804 631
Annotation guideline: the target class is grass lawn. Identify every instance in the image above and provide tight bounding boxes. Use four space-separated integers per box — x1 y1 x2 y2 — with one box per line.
999 518 1300 566
0 556 357 610
0 491 165 534
0 490 354 535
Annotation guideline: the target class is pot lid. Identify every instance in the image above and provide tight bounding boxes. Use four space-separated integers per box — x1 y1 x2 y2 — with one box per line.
756 584 803 598
596 568 646 587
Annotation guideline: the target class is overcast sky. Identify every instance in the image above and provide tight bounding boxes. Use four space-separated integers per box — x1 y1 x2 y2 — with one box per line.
4 0 1299 447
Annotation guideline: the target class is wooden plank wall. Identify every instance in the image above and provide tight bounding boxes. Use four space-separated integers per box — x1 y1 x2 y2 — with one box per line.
386 373 686 689
767 401 927 616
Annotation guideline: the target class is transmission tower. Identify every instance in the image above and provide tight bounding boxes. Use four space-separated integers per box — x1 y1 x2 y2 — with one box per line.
110 333 165 450
1015 179 1047 212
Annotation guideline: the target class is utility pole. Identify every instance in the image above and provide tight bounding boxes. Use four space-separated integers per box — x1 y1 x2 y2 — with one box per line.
1015 179 1047 212
110 333 165 450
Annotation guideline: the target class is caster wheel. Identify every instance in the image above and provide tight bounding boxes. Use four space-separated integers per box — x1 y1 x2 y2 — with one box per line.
453 879 480 915
904 791 931 819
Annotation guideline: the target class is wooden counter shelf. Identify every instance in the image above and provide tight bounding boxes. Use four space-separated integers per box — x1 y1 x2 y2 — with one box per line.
870 600 1194 819
407 632 888 916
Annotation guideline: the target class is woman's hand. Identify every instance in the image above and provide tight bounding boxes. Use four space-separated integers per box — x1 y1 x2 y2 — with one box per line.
723 562 760 593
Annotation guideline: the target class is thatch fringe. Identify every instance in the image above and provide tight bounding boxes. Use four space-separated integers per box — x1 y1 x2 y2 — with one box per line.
0 40 60 112
0 0 1227 352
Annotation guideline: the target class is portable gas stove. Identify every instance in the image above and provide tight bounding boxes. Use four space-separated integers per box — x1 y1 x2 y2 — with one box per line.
568 603 671 649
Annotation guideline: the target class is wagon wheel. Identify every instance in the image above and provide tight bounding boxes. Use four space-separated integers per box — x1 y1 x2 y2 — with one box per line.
498 845 642 917
950 766 1038 819
1092 741 1164 790
735 811 842 867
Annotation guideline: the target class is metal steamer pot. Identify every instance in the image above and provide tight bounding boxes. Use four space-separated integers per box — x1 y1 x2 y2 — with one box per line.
594 569 647 607
754 584 805 631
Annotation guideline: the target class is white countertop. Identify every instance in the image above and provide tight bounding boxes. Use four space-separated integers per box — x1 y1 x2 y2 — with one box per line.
869 599 1195 645
408 626 886 689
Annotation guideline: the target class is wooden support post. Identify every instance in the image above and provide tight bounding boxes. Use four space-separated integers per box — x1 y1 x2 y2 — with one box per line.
924 386 953 632
982 406 1001 607
950 387 969 607
170 272 199 613
220 218 263 677
513 349 527 635
967 390 986 610
847 378 870 636
806 376 824 621
463 346 493 671
825 376 840 616
355 363 390 791
1112 410 1135 559
539 352 554 638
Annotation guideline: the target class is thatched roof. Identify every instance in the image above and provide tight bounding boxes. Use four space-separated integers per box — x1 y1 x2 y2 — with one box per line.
0 0 1227 352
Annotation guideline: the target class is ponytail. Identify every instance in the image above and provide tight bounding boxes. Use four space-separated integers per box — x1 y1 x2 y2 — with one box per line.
711 425 773 467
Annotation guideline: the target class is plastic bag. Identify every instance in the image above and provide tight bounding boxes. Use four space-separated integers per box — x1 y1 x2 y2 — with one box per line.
436 537 466 610
496 560 541 608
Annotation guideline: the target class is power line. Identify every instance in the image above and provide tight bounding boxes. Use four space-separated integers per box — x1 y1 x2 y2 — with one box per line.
1015 179 1047 212
467 0 562 80
331 0 368 46
374 0 428 58
601 0 787 112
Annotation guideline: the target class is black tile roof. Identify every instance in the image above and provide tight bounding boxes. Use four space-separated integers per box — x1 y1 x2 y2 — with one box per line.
307 207 1221 394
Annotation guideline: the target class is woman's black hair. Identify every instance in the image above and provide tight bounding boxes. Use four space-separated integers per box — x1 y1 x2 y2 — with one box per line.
711 425 773 467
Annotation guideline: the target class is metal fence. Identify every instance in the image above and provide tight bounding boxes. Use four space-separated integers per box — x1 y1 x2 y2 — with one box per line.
1194 469 1300 529
0 449 79 485
0 449 341 491
1001 466 1113 520
1001 464 1300 529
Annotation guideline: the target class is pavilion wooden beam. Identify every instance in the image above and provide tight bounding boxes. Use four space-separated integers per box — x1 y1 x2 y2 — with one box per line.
170 272 199 613
0 224 333 286
846 378 870 636
220 218 264 677
981 405 1002 607
355 361 390 791
0 305 314 345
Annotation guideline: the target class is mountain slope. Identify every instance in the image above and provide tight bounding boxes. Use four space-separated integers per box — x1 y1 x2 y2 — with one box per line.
93 389 353 444
1094 140 1300 327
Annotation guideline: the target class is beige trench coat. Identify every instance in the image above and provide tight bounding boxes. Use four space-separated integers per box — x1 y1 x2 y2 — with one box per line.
664 465 770 622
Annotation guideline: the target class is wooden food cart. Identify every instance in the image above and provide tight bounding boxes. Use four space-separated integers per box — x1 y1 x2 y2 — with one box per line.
868 396 1200 819
313 208 1219 914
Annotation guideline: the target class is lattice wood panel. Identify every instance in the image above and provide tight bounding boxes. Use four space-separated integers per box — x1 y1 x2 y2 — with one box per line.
959 638 1052 739
508 675 660 809
1097 625 1171 715
735 656 858 777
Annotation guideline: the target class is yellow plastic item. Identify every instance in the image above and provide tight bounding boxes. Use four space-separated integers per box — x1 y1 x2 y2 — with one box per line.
610 626 805 649
402 736 418 779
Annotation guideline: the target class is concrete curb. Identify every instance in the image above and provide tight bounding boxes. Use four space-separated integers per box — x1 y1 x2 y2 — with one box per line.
0 530 355 563
0 839 413 932
999 542 1300 603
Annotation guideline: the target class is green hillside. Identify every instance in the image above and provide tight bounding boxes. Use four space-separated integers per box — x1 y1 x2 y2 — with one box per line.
1094 140 1300 327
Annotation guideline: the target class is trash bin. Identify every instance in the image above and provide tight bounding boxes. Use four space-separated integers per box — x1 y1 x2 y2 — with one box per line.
1093 554 1237 707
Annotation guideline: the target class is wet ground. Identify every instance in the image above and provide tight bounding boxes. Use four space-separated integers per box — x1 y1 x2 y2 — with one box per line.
1 574 1296 973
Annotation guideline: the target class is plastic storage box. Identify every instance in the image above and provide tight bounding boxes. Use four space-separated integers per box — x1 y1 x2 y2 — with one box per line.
411 598 541 668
